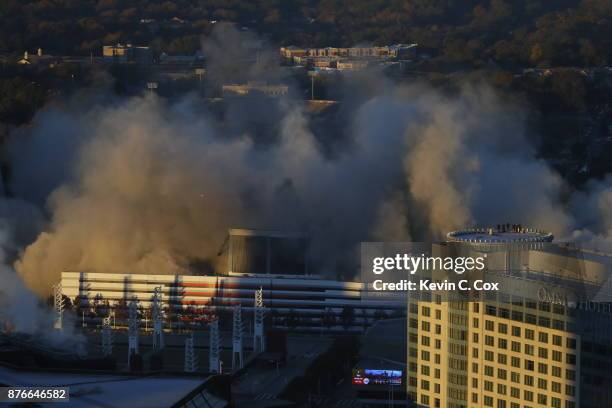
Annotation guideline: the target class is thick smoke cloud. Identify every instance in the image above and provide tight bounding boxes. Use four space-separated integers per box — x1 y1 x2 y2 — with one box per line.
4 28 612 296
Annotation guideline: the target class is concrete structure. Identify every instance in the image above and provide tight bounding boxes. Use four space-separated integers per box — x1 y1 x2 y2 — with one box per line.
60 271 402 332
407 228 612 408
226 228 308 276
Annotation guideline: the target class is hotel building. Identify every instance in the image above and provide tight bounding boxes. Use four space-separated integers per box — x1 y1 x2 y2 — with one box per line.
407 227 612 408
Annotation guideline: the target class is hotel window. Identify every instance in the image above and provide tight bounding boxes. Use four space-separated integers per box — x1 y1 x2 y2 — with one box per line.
511 311 523 322
484 381 493 391
552 351 562 362
538 302 551 312
421 365 430 375
485 366 494 376
552 382 561 393
566 402 575 408
472 363 478 373
422 306 430 316
434 383 440 393
435 398 440 407
526 300 537 309
421 380 430 390
565 369 576 381
421 336 430 346
497 400 506 408
435 324 441 334
474 318 479 328
473 333 479 343
537 378 547 389
525 360 534 371
510 403 520 408
499 308 510 318
525 344 534 355
538 332 548 343
538 363 548 374
498 354 507 365
486 305 497 316
435 339 441 349
566 354 576 365
421 395 429 405
498 339 507 349
553 319 564 330
474 303 480 312
497 368 507 380
498 323 508 334
511 341 521 352
473 348 479 358
538 348 548 358
485 336 494 346
435 354 441 364
552 366 561 377
410 303 418 313
552 397 561 408
472 378 478 388
435 369 440 379
435 309 441 319
567 338 576 349
511 357 520 367
435 295 441 304
511 387 520 398
484 396 493 407
497 384 506 395
537 394 547 405
538 316 550 328
526 314 537 324
511 372 520 383
421 350 430 361
553 335 562 346
512 326 521 336
525 329 534 340
524 390 534 401
525 375 534 386
486 320 494 331
422 321 430 331
472 393 478 403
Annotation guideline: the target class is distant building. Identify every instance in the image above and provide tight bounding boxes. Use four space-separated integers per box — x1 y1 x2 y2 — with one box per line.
222 82 289 98
280 44 417 71
102 44 153 65
17 48 58 68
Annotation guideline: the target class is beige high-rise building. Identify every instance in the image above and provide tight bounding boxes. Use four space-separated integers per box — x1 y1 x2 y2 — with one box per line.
406 227 612 408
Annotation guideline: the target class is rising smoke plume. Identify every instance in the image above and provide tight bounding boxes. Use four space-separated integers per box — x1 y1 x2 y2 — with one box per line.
5 27 612 297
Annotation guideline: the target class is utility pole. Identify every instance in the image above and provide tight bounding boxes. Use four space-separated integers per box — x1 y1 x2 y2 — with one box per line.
253 287 265 353
127 299 139 365
209 318 221 373
53 284 63 331
232 304 244 370
102 315 113 356
184 333 198 372
151 286 164 350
